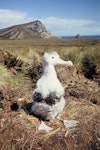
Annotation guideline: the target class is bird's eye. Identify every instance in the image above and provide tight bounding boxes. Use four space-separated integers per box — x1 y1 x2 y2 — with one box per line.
52 57 54 59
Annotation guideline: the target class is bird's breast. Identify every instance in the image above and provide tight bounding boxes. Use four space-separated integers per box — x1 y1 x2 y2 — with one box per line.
36 77 64 98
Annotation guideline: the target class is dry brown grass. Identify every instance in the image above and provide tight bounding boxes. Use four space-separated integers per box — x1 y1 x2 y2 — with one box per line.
0 38 100 71
0 38 100 150
0 66 100 150
0 96 99 150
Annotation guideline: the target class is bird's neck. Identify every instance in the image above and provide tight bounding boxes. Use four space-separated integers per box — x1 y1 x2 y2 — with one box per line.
43 64 57 78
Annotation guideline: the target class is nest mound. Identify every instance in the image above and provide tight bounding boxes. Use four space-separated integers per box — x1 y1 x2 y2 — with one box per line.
0 100 100 150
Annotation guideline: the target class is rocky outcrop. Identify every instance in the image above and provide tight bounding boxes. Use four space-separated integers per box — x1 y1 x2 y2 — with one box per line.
75 34 80 38
0 20 52 39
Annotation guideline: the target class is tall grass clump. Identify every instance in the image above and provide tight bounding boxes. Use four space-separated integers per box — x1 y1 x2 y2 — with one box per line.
10 48 41 65
61 47 83 70
27 60 42 84
0 64 12 86
60 46 100 78
81 54 96 79
81 46 100 79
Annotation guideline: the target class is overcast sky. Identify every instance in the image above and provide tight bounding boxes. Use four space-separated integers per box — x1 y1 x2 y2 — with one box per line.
0 0 100 36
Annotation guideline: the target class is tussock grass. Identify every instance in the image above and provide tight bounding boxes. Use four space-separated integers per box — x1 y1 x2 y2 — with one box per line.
0 39 100 81
15 48 41 64
0 39 100 65
0 64 12 86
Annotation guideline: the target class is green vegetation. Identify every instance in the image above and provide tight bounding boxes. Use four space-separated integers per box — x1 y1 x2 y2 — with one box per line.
0 64 12 86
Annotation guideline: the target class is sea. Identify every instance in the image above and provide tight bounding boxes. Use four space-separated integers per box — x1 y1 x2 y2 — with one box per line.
61 35 100 39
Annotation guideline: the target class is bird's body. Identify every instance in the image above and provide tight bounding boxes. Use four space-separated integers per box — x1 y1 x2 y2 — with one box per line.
31 52 73 122
31 96 65 120
33 63 64 99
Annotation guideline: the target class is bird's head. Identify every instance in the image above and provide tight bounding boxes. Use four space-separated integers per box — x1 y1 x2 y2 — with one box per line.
42 52 73 67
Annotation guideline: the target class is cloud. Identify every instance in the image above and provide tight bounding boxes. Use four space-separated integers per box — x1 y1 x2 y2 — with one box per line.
41 17 99 36
0 9 32 28
0 9 100 36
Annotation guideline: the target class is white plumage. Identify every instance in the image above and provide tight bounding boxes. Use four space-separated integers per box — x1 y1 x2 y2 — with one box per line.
31 52 73 122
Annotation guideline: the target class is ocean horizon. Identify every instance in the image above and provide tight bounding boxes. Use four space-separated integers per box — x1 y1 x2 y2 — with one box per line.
61 35 100 39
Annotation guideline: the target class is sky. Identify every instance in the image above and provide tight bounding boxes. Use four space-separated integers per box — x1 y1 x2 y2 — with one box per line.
0 0 100 36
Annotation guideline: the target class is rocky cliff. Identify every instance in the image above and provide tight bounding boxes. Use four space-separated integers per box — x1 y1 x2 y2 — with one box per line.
0 20 52 39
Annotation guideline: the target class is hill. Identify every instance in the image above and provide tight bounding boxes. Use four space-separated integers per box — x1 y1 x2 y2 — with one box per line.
0 20 52 39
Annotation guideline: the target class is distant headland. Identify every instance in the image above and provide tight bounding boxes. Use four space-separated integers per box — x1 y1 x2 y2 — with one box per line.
61 35 100 39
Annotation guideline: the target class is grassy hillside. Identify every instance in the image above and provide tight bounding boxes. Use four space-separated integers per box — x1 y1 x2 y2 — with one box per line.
0 38 100 75
0 38 100 150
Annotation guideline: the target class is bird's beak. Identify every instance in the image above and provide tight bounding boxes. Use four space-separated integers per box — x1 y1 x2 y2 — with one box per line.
58 58 73 67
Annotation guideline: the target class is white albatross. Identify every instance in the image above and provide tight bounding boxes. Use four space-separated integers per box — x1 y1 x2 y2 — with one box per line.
30 52 73 131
